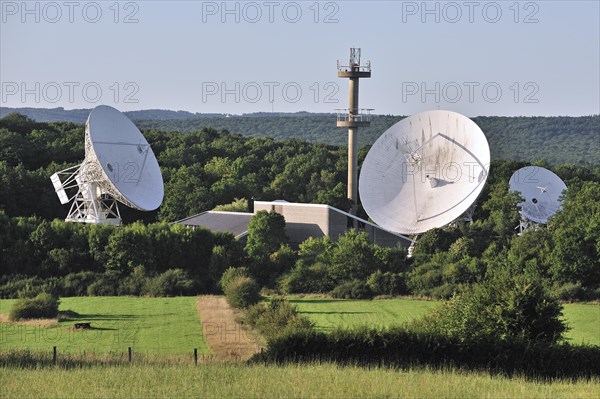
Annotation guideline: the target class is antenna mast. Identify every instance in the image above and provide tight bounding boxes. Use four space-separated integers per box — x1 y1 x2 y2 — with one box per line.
336 48 372 215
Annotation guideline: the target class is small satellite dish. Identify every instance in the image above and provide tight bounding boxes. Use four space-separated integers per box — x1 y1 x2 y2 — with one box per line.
509 166 567 232
50 105 163 225
359 110 490 235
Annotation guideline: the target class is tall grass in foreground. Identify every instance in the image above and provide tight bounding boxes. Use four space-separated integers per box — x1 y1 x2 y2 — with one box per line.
1 362 599 399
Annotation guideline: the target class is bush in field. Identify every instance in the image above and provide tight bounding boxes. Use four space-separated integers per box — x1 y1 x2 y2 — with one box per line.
366 271 406 296
330 280 373 300
208 243 245 292
219 266 250 292
329 230 383 283
242 298 314 340
62 272 100 297
0 275 65 299
9 293 59 320
251 244 297 289
279 262 335 294
87 274 118 296
224 276 261 309
412 271 568 343
143 269 198 297
117 266 149 296
553 282 587 302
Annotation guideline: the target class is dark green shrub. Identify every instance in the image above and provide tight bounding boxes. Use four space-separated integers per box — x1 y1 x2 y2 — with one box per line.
0 276 43 299
429 283 455 299
219 266 250 292
243 302 268 326
208 243 244 292
62 272 100 297
87 274 118 296
412 272 568 344
251 325 600 379
331 280 373 300
329 230 383 282
224 276 261 309
366 271 406 296
143 269 198 297
554 282 586 302
250 244 296 288
279 262 335 294
9 293 59 320
245 210 287 259
118 265 153 296
241 298 314 340
406 258 444 296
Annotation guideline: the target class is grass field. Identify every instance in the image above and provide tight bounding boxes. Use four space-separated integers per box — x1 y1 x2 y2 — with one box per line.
1 296 598 398
0 362 599 399
290 297 600 346
0 297 208 355
562 304 600 345
1 296 597 359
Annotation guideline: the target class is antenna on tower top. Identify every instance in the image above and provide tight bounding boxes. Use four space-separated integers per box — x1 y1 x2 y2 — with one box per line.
350 48 361 65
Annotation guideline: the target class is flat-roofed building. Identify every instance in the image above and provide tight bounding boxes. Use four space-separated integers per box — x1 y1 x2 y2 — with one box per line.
176 200 410 248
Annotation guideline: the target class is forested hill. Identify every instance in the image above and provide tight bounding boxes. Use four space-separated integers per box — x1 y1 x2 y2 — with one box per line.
0 107 220 122
1 107 598 166
135 115 600 166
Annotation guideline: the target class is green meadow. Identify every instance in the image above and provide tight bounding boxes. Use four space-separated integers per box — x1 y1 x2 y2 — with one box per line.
1 296 599 398
0 297 208 355
290 297 600 346
1 297 598 355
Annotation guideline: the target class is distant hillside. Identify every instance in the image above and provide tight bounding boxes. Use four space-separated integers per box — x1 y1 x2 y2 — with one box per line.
0 107 223 122
0 107 327 123
136 115 600 166
1 107 597 166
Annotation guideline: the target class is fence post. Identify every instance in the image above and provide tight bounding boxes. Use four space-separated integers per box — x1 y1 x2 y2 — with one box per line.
128 347 132 363
53 346 57 366
194 348 198 365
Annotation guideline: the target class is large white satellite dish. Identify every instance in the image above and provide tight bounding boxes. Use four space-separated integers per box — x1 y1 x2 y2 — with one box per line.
509 166 567 233
359 110 490 236
50 105 163 225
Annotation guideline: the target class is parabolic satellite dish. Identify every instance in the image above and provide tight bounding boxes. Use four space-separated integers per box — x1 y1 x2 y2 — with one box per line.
359 110 490 235
509 166 567 227
50 105 163 225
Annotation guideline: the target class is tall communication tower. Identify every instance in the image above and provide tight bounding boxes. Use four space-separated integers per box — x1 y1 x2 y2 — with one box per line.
336 48 372 215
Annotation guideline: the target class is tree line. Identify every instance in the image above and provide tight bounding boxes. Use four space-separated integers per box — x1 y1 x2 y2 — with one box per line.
1 109 598 166
0 112 599 301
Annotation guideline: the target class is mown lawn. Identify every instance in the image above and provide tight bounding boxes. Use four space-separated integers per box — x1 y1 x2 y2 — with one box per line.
562 303 600 346
1 362 599 399
290 297 600 346
0 297 208 355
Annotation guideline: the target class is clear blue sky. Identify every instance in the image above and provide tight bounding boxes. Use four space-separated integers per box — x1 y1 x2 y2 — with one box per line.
1 1 599 116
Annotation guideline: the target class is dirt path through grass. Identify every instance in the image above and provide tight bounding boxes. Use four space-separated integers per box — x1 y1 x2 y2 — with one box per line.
196 296 263 362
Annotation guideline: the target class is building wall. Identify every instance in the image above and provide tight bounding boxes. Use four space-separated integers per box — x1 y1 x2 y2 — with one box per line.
254 201 409 248
254 202 329 244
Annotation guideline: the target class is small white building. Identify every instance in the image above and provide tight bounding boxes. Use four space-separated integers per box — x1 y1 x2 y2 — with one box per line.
176 200 411 248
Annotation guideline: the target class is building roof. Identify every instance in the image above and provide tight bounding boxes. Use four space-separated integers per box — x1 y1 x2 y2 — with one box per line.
175 211 252 238
175 201 411 246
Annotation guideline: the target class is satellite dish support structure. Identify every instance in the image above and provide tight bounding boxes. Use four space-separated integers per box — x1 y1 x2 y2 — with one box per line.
50 105 164 225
